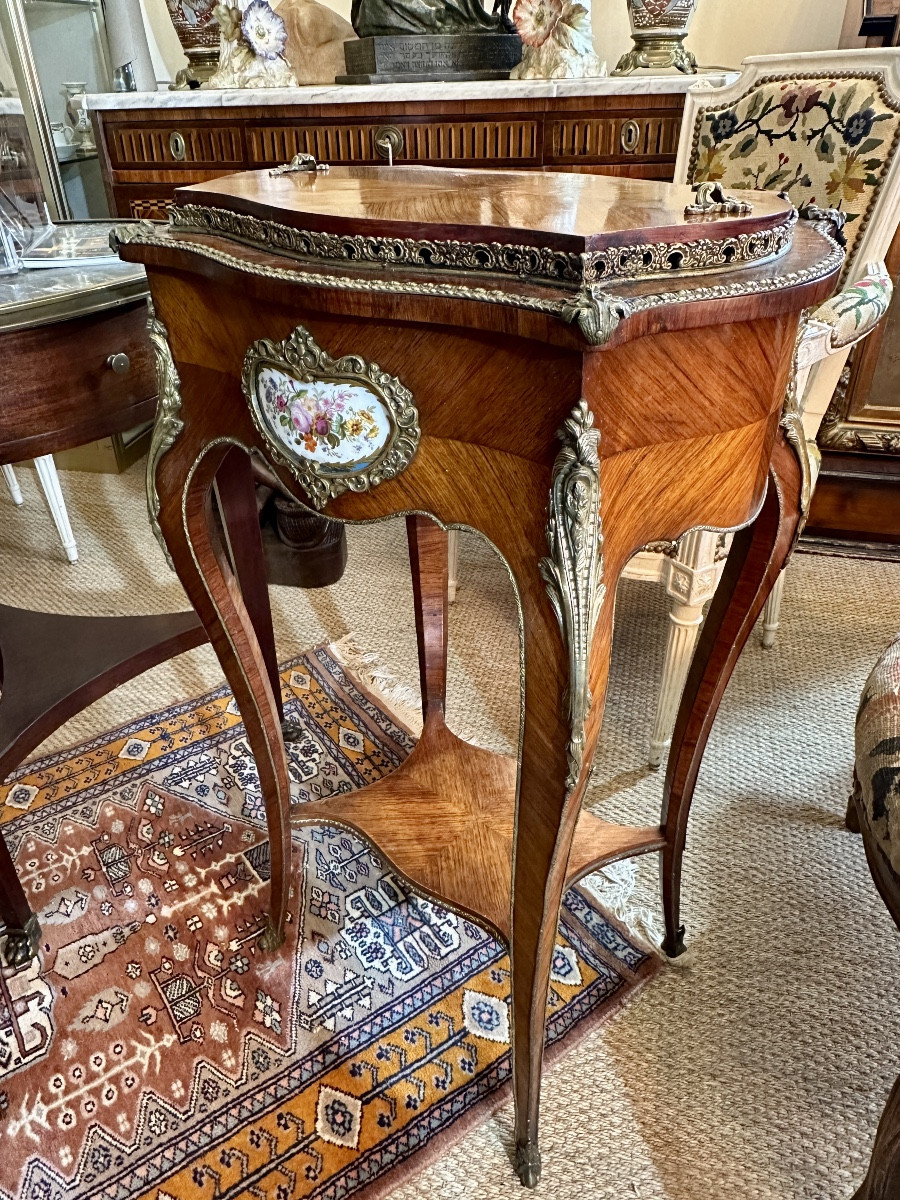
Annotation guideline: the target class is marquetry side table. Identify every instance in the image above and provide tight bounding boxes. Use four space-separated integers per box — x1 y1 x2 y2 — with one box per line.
114 164 842 1187
0 245 207 967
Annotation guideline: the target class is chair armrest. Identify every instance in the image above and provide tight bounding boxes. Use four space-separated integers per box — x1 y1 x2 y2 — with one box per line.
796 262 893 371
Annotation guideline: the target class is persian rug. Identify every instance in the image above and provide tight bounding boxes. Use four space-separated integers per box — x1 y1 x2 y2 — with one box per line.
0 641 659 1200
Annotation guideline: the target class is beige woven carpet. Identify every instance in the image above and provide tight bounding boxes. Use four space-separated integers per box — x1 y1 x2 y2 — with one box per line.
2 460 899 1199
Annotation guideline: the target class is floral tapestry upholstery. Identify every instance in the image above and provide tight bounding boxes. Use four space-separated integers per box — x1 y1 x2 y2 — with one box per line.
809 267 894 350
856 631 900 878
689 73 900 280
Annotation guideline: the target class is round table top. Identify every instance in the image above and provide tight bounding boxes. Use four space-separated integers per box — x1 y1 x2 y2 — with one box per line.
1 223 147 334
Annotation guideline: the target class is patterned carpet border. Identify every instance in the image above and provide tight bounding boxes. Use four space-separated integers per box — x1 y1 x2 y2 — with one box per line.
0 643 659 1200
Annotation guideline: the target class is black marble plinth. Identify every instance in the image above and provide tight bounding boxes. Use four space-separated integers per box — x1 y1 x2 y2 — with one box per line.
338 33 522 83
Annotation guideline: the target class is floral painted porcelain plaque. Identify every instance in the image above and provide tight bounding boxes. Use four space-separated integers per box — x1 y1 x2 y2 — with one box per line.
242 325 420 508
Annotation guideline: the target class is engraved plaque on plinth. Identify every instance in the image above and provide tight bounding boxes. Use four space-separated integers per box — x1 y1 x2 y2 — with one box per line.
338 33 522 83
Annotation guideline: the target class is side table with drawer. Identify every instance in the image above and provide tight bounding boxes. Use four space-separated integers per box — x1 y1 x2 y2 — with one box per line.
0 246 207 966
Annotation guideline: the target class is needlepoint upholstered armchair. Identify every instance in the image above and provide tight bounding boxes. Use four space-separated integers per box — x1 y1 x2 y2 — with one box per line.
849 632 900 1199
632 49 900 768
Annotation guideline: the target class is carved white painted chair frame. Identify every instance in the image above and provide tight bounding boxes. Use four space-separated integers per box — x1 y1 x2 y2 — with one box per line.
1 457 79 564
626 48 900 768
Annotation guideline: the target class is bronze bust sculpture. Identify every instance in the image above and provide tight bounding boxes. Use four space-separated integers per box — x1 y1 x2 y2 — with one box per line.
340 0 518 86
350 0 511 38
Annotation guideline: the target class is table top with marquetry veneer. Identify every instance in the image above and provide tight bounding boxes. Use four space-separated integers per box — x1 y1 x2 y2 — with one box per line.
178 165 793 252
162 167 831 350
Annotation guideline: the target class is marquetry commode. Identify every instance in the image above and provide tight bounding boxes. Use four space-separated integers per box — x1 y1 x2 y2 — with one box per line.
114 162 841 1188
86 74 736 221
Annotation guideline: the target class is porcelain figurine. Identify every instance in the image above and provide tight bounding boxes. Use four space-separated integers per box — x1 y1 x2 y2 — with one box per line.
509 0 601 79
208 1 299 88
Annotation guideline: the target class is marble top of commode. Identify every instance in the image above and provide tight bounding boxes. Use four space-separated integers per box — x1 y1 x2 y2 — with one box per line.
84 71 739 111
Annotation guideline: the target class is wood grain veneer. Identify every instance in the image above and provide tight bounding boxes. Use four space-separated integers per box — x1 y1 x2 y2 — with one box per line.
0 303 156 463
176 163 792 251
116 164 840 1187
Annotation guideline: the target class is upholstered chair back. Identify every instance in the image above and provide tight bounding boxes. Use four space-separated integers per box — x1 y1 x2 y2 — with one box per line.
678 52 900 286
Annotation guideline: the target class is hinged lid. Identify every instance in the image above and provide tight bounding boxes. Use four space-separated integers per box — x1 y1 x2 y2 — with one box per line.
172 165 797 288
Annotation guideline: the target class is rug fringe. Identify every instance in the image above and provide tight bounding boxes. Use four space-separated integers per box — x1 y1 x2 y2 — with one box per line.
583 858 696 969
583 859 664 952
329 634 424 736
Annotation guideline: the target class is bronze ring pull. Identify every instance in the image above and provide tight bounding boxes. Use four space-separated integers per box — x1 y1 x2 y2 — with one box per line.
374 125 404 166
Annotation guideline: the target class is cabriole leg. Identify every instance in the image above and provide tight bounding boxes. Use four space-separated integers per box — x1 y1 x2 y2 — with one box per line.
509 571 616 1186
157 442 292 951
660 432 803 958
213 447 289 733
509 585 614 1186
489 404 614 1187
406 515 449 727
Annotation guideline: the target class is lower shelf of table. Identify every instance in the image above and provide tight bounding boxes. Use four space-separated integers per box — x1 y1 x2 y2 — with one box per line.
291 718 665 940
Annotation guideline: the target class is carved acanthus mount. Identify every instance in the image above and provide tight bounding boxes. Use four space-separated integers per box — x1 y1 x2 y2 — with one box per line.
145 302 184 567
779 312 815 542
560 289 631 347
539 400 606 793
685 182 754 217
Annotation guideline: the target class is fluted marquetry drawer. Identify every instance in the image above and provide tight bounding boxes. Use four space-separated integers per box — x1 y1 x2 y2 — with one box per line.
107 123 245 169
247 118 541 167
545 113 682 164
93 94 687 219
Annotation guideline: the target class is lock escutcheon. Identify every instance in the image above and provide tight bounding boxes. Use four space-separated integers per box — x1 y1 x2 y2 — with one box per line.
374 125 404 165
169 131 186 161
620 120 642 154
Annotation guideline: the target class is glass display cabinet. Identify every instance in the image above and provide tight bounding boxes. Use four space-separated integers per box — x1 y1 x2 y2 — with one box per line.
0 0 113 219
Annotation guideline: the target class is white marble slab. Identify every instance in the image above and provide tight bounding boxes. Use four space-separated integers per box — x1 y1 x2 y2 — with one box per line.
1 258 143 309
0 223 146 331
85 71 738 111
0 98 25 117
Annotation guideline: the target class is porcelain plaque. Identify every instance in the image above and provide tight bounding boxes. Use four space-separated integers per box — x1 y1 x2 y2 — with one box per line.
256 369 393 467
242 325 420 508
